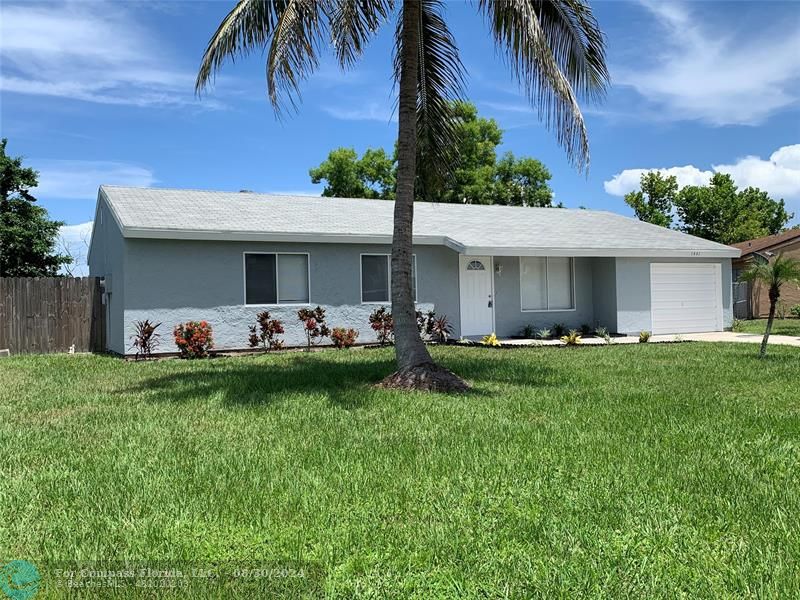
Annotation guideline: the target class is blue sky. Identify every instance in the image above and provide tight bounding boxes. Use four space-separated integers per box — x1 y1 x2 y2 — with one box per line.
1 0 799 273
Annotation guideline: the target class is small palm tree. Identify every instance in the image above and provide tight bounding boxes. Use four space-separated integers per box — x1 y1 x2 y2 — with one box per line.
196 0 609 390
740 253 800 358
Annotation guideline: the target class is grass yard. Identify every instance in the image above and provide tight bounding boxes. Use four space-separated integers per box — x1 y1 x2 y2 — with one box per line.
1 343 799 597
737 318 800 337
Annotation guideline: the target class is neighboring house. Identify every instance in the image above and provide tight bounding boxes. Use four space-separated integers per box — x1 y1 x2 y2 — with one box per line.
88 186 740 355
732 230 800 318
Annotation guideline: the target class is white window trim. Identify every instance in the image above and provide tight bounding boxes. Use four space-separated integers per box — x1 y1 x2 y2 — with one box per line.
360 253 418 304
242 251 311 306
519 256 577 312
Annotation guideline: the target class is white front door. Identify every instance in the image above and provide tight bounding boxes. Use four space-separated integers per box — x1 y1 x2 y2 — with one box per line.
459 255 494 337
650 263 723 334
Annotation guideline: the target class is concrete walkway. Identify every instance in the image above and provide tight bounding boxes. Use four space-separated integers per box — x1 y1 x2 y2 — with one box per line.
499 331 800 348
670 331 800 347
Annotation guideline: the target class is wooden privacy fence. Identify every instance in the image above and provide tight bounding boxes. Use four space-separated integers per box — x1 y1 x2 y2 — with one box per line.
0 277 106 354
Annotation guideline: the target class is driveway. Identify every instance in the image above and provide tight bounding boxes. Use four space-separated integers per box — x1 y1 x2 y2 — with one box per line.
661 331 800 347
500 331 800 347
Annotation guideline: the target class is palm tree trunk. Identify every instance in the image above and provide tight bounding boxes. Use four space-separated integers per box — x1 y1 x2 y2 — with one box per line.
378 0 468 392
391 0 433 371
760 285 779 358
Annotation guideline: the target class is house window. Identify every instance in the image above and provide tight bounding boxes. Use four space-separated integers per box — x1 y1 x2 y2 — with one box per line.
467 260 485 271
360 254 417 303
244 253 309 305
520 257 574 311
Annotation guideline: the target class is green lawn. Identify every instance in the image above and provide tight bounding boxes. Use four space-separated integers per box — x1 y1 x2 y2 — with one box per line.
737 318 800 337
1 344 799 597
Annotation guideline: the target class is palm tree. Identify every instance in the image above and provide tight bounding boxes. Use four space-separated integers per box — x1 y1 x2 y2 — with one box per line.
196 0 609 391
740 253 800 358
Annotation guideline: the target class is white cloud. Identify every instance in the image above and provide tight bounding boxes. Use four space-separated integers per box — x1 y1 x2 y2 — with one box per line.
604 144 800 202
322 101 397 123
613 1 800 125
604 165 711 197
0 1 216 109
32 160 156 200
57 221 94 276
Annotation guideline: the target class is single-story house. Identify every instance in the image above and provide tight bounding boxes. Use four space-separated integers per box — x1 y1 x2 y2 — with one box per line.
88 186 741 355
732 229 800 318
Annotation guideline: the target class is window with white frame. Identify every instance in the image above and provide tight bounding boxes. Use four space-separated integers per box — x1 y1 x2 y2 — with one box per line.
520 257 574 311
244 253 309 305
361 254 417 303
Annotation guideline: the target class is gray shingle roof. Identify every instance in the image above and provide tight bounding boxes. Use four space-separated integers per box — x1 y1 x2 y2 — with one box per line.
98 185 740 258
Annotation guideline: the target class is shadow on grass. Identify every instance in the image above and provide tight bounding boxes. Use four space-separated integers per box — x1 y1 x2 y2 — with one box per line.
121 353 391 409
121 349 566 408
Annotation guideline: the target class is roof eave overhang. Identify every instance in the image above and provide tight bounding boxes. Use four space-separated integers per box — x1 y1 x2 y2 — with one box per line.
120 228 740 258
462 246 742 258
122 227 457 248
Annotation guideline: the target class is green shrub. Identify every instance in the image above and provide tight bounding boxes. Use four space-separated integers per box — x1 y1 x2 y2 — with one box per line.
639 330 651 343
561 329 582 346
535 328 552 340
595 326 612 345
790 304 800 319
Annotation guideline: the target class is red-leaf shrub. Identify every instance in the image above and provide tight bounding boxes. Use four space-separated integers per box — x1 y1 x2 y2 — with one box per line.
248 311 285 351
174 320 214 358
369 307 394 346
331 327 359 349
430 314 454 343
370 308 451 344
129 319 161 360
297 306 330 350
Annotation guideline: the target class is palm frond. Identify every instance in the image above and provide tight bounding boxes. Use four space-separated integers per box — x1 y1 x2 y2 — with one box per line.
534 0 609 103
741 253 800 288
393 0 466 181
478 0 609 172
331 0 394 69
196 0 329 114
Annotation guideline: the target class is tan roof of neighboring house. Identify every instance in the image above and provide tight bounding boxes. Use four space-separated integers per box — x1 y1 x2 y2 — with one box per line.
732 229 800 257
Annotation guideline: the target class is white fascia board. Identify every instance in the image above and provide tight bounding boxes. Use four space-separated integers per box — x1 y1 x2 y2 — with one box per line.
121 227 453 247
462 246 742 258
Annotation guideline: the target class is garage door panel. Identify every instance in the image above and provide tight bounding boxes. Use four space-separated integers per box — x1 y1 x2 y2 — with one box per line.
650 263 723 335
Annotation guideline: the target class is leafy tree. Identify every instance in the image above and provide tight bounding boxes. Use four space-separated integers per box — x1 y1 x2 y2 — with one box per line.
623 171 677 228
310 102 555 206
196 0 608 390
309 147 395 199
740 254 800 358
0 138 70 277
426 101 500 203
675 173 792 245
489 152 556 207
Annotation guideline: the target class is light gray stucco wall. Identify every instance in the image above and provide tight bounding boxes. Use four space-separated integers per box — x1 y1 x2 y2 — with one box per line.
121 239 461 352
492 256 595 337
87 201 126 354
591 258 617 333
615 257 733 334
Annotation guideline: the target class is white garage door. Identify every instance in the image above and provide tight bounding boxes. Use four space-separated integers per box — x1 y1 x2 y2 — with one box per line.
650 263 723 335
